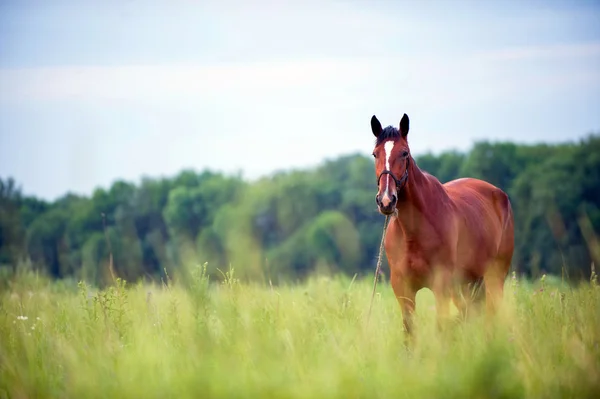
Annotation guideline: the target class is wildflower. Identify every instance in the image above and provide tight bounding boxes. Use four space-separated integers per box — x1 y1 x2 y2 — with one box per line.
31 326 35 330
16 316 28 321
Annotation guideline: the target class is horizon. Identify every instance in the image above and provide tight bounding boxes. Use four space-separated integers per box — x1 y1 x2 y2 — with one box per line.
1 0 599 201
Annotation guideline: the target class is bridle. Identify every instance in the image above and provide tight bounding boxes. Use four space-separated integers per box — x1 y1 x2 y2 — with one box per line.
376 156 410 194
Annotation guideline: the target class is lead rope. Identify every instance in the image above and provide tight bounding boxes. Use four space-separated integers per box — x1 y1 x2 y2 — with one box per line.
367 214 391 324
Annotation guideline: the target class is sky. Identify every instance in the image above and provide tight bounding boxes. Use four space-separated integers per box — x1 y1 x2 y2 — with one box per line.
0 0 599 201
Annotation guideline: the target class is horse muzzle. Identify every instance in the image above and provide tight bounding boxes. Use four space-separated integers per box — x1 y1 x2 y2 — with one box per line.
376 192 397 215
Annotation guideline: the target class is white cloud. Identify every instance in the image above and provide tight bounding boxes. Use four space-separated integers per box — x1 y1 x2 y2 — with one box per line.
0 59 375 103
3 41 599 107
478 42 600 62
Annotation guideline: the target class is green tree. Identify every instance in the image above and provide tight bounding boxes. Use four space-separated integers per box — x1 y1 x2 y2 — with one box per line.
0 178 24 266
460 141 520 192
3 133 599 284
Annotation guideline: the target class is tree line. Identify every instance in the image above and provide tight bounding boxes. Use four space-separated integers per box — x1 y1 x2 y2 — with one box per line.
1 135 599 286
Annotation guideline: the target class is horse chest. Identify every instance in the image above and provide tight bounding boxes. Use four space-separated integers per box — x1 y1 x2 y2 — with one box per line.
387 238 432 277
384 216 452 280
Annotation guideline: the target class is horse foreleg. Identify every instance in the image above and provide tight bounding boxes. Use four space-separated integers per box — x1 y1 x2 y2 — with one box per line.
434 290 454 332
390 273 416 338
432 270 453 331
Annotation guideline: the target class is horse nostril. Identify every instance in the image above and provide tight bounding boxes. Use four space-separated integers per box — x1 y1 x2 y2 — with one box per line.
376 195 382 206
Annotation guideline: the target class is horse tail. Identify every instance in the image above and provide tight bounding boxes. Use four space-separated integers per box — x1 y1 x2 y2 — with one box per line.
495 189 515 277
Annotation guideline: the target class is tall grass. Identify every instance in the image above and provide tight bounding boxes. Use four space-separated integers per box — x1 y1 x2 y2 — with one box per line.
1 264 599 398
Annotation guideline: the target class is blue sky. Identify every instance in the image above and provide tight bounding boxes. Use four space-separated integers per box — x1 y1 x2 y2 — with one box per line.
1 0 599 200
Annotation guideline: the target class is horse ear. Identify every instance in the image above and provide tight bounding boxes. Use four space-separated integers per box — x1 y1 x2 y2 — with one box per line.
371 115 383 137
399 113 409 137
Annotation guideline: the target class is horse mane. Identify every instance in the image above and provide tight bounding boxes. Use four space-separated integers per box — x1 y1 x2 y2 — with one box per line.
375 126 401 146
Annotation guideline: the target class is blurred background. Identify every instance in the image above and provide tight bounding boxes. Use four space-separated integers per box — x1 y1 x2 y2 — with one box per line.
1 0 599 286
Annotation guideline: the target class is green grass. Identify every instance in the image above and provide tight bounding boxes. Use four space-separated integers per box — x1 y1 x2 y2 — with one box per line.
1 264 599 398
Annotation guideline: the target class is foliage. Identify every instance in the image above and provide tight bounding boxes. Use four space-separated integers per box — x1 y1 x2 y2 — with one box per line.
1 135 600 285
0 269 599 398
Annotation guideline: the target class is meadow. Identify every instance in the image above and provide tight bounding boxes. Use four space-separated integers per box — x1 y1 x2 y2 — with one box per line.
1 264 599 399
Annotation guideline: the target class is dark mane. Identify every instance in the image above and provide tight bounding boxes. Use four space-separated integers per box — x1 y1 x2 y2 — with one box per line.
375 125 400 146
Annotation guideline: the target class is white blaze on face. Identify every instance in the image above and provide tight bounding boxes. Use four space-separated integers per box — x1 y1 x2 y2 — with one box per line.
381 140 395 207
384 140 394 170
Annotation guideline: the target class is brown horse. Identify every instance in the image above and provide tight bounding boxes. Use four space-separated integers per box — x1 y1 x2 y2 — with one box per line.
370 113 514 335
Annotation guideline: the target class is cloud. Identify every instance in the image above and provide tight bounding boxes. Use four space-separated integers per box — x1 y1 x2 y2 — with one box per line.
0 59 376 103
2 41 599 108
478 42 600 62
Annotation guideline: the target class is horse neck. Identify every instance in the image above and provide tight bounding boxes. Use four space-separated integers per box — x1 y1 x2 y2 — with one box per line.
393 157 434 237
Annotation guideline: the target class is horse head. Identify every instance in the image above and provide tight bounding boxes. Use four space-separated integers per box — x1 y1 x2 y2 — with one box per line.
370 113 411 215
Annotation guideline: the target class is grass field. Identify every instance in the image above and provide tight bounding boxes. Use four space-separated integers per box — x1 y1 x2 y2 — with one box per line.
1 264 599 399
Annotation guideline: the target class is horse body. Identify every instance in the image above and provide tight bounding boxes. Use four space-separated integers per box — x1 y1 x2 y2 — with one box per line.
370 113 514 335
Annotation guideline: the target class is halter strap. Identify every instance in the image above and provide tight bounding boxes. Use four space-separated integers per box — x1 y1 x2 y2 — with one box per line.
377 157 410 194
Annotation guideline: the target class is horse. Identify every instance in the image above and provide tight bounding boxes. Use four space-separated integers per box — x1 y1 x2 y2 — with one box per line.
370 113 514 336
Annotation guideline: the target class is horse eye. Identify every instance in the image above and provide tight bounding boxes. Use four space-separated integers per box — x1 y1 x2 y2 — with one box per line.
402 151 409 158
372 152 377 158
